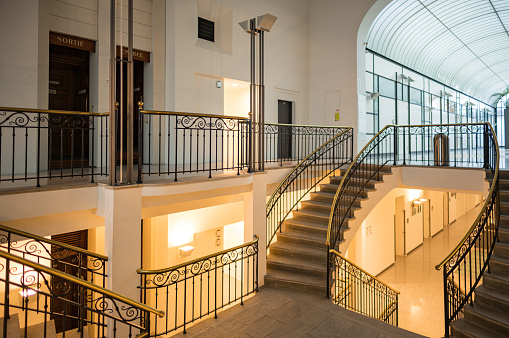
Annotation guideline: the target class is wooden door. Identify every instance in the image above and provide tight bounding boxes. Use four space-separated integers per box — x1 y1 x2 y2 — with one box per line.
50 230 88 333
115 60 143 164
278 100 292 159
48 45 90 169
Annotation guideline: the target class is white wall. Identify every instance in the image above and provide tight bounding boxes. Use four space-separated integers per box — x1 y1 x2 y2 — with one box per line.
168 0 310 123
349 187 483 277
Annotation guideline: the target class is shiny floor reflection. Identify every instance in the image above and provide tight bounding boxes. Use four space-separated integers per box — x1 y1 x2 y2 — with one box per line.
378 204 482 338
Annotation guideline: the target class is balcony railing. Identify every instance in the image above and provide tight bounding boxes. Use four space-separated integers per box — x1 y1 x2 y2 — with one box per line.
137 109 250 182
0 250 164 337
0 106 349 188
264 123 351 166
137 235 258 336
0 107 109 188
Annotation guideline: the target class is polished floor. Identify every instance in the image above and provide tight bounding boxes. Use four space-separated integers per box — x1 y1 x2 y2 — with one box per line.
378 204 482 338
172 286 423 338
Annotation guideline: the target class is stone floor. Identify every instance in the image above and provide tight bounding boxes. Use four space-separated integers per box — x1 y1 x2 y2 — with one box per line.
171 286 424 338
379 203 482 337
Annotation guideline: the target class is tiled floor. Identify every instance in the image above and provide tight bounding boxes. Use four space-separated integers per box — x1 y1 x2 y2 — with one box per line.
378 203 482 338
171 286 424 338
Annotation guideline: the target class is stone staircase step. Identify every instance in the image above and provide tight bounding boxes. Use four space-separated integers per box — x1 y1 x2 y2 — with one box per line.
282 218 328 236
266 254 327 277
484 272 509 291
500 202 509 216
264 268 326 294
22 320 57 338
300 199 334 213
276 229 326 249
450 318 505 338
309 190 336 203
328 177 378 190
498 228 509 242
500 215 509 228
56 327 89 338
491 255 509 277
464 304 509 336
268 241 327 263
499 179 509 190
475 284 509 314
493 242 509 259
0 313 21 338
291 209 331 223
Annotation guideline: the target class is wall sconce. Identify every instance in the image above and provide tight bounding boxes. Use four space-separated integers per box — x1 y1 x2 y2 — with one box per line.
368 92 380 100
178 245 195 258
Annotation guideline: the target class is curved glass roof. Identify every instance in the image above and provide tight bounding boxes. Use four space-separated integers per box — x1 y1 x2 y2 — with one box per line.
367 0 509 105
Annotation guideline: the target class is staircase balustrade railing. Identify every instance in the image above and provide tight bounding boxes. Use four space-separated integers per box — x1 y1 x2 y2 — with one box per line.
0 224 108 289
264 123 351 166
0 250 164 338
326 123 497 329
0 106 109 188
266 127 353 249
435 123 499 338
329 250 399 326
137 235 258 336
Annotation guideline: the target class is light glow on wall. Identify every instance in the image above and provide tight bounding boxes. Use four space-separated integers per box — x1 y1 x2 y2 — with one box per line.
168 221 195 248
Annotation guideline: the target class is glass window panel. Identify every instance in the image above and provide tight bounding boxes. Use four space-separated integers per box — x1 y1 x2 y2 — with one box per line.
379 96 395 128
397 101 408 125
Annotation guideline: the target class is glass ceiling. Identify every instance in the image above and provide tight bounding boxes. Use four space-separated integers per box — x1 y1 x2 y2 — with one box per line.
367 0 509 105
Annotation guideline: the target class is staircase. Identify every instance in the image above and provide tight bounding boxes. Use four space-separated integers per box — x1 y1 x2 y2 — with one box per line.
264 166 392 294
450 169 509 337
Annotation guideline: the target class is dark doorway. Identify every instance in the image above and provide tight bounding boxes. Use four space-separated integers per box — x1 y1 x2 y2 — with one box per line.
278 100 293 160
115 60 144 164
50 230 88 333
48 44 90 169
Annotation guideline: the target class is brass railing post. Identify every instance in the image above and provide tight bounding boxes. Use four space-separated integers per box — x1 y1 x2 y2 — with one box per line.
137 102 143 183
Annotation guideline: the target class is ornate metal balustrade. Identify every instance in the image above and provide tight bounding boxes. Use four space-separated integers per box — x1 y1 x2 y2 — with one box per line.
435 123 499 337
264 124 351 166
329 250 399 326
0 107 109 187
266 127 353 248
326 123 498 331
0 250 164 338
137 107 250 182
137 235 258 336
0 224 107 289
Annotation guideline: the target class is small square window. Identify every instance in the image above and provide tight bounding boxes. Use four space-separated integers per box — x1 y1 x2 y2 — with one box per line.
198 17 215 42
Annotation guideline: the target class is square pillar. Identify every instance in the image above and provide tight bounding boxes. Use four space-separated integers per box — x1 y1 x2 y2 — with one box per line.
102 185 143 333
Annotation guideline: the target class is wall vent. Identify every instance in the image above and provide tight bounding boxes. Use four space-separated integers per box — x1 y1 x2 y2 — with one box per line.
198 17 215 42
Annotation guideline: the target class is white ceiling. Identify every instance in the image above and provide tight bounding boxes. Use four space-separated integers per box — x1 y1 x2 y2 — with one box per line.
367 0 509 105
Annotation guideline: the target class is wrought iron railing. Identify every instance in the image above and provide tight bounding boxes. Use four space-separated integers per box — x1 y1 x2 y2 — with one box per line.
329 250 399 326
326 123 497 329
435 124 499 337
0 224 108 289
264 123 351 166
137 106 250 182
0 107 109 187
0 250 164 338
137 235 258 336
266 127 353 248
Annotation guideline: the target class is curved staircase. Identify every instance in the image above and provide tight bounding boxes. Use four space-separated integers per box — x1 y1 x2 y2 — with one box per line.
450 169 509 337
265 166 392 295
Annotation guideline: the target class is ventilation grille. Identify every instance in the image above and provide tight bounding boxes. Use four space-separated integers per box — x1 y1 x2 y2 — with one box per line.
198 17 215 42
